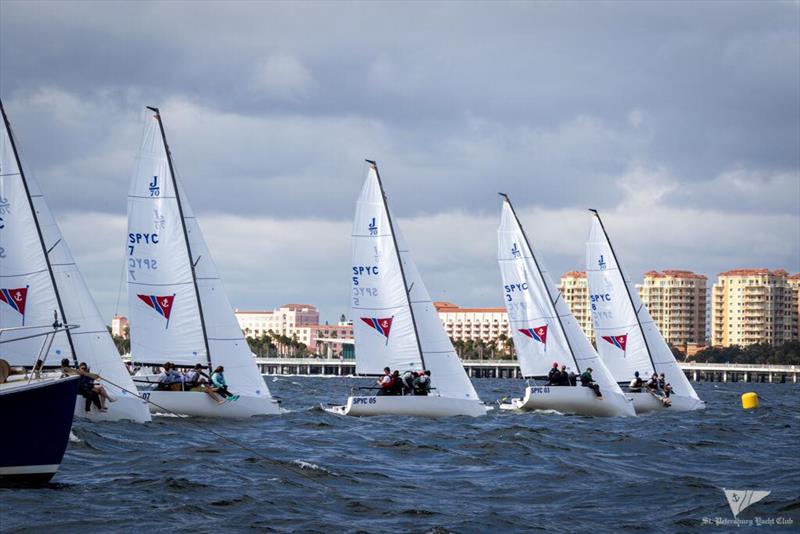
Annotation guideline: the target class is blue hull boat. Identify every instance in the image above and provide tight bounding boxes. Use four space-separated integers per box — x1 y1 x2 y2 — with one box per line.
0 376 79 486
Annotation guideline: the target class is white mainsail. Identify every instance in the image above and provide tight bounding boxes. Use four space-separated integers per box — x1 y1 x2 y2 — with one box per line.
497 196 621 396
586 211 700 400
351 163 478 400
0 101 150 423
127 109 270 400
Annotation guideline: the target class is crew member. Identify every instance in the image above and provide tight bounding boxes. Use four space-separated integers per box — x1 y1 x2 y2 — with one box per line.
629 371 643 392
547 362 562 386
580 367 602 398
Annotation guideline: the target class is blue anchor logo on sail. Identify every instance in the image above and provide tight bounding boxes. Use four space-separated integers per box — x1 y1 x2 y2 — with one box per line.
149 176 160 197
511 243 521 258
598 255 607 270
0 196 10 215
153 209 165 230
368 217 378 236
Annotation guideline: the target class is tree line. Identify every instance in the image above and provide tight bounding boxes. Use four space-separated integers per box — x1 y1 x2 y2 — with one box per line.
109 327 309 358
688 341 800 366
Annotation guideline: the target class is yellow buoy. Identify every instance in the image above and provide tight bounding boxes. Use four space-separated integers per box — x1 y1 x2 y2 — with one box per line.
742 392 759 410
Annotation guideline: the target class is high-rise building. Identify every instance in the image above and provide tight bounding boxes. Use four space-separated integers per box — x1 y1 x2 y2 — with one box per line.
434 302 510 346
638 270 707 350
788 273 800 340
711 269 797 347
558 271 593 341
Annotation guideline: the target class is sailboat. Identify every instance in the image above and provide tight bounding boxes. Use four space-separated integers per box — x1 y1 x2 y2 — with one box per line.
586 210 705 413
324 161 488 417
496 195 634 417
127 107 280 418
1 323 81 486
0 100 150 423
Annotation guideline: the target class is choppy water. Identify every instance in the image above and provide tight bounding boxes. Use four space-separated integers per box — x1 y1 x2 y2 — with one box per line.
1 378 799 533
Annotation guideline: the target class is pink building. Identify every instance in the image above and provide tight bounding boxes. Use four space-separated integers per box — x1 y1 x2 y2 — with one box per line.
111 315 129 338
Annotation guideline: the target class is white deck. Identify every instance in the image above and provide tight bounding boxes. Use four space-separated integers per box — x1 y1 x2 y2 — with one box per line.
324 394 489 417
498 385 635 417
629 391 706 414
144 390 282 418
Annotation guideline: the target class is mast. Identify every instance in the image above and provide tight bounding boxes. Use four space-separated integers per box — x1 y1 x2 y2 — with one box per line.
500 193 581 374
588 209 657 373
148 107 212 371
366 159 426 371
0 99 78 366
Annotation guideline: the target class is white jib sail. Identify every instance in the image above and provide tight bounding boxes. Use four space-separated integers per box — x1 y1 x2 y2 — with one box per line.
0 105 148 420
351 164 478 400
498 198 621 396
586 213 699 400
127 110 269 399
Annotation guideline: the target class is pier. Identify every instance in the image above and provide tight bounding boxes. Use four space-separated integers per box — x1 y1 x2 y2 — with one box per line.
255 358 799 383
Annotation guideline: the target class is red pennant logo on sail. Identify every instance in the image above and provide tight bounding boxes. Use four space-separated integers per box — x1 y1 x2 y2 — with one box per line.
361 317 393 340
138 294 175 325
0 287 28 318
519 325 547 345
602 334 627 351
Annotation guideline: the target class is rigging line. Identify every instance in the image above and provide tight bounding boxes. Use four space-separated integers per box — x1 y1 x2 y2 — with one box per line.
114 247 127 317
95 374 275 463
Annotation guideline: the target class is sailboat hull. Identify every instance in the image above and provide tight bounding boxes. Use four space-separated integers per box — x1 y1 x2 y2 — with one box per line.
74 395 151 423
630 392 706 414
324 395 489 417
145 390 281 418
499 385 636 417
0 376 79 486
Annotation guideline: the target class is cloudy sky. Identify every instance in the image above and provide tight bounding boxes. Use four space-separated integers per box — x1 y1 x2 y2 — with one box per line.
1 0 798 323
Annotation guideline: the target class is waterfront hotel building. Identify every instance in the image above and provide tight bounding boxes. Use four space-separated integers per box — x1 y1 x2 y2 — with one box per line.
557 271 594 342
637 270 707 352
711 269 798 347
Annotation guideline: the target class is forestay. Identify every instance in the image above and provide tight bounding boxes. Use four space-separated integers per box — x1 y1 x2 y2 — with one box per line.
0 104 143 409
127 111 269 399
497 198 619 394
351 165 478 400
586 213 699 400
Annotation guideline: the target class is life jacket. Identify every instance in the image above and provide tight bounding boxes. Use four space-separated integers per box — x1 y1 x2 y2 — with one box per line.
212 372 226 388
380 374 393 389
78 375 95 394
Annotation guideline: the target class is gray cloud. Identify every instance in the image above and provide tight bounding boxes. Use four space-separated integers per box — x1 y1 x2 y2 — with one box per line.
1 0 798 320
